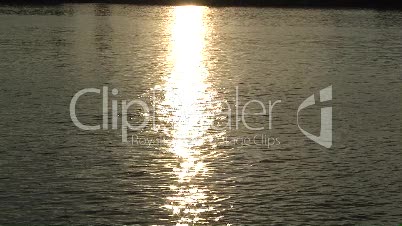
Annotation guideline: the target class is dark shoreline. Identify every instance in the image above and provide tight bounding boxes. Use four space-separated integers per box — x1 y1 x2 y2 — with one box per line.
1 0 402 10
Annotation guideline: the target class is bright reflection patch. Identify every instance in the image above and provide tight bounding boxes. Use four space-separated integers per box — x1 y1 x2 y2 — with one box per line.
155 6 224 225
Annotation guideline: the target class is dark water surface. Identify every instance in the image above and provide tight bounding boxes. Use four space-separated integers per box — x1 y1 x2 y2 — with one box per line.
0 4 401 225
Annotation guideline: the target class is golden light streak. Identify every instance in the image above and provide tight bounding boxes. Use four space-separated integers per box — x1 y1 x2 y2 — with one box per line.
155 6 224 225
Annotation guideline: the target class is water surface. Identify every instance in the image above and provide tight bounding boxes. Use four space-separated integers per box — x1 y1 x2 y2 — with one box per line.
0 4 401 225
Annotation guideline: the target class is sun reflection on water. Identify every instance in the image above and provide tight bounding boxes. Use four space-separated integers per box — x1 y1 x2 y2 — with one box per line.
155 6 225 225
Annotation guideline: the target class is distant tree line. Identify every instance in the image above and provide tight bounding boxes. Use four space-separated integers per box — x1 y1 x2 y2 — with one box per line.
1 0 402 9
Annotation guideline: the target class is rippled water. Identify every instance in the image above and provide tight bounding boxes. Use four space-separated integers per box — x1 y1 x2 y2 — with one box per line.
0 4 401 225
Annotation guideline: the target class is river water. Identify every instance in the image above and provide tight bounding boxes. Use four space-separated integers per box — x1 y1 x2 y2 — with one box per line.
0 4 401 225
